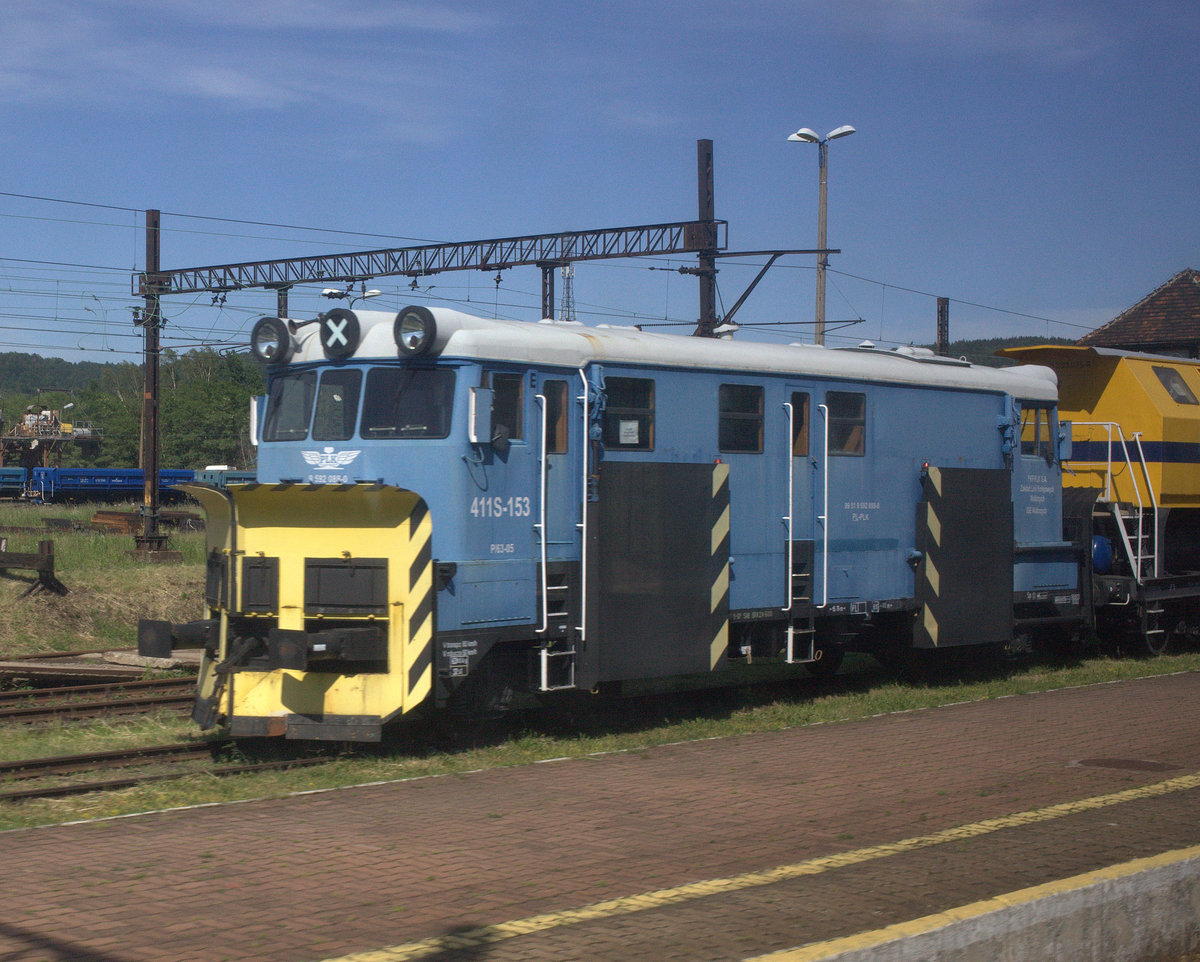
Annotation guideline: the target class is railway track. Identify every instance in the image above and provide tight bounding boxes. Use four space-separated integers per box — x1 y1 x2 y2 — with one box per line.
0 678 196 724
0 741 337 803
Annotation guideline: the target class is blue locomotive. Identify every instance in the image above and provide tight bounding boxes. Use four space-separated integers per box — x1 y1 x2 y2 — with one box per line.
139 305 1096 741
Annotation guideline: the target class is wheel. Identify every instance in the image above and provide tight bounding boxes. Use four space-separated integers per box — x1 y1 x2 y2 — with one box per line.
1043 625 1086 662
805 645 844 677
1144 628 1169 656
1141 603 1172 656
1122 605 1169 656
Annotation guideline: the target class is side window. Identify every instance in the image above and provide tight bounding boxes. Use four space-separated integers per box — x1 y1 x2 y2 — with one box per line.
312 369 362 441
827 391 865 457
542 379 569 454
263 371 316 441
485 372 524 441
1020 404 1054 461
719 384 764 453
1153 366 1199 405
602 377 654 450
790 392 810 457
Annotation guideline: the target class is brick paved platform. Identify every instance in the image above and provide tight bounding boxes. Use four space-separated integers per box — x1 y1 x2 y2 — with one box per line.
2 672 1199 961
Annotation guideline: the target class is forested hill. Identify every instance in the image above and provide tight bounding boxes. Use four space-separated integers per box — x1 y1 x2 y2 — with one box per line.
935 335 1076 367
0 352 111 394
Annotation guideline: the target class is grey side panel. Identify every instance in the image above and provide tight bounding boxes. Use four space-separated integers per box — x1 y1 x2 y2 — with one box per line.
914 466 1013 648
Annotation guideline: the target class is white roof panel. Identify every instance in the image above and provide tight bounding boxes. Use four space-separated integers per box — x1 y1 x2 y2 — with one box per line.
286 307 1058 401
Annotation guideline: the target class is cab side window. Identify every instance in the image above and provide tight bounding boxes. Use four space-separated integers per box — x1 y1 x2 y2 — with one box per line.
485 372 524 442
1153 366 1199 405
602 377 654 450
543 379 569 454
790 392 810 457
827 391 865 457
719 384 764 453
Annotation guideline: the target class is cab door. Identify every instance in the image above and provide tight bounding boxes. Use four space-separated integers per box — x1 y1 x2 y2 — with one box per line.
533 373 585 643
460 370 539 628
536 375 583 554
785 388 817 611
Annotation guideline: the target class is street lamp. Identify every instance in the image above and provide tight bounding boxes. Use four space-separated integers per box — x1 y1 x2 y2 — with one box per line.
322 286 382 307
787 124 855 345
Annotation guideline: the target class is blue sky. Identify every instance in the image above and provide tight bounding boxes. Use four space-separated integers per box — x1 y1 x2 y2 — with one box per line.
0 0 1196 362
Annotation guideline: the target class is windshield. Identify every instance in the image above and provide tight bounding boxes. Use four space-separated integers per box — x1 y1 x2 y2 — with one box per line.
262 371 316 441
262 366 455 442
360 368 456 439
312 369 362 441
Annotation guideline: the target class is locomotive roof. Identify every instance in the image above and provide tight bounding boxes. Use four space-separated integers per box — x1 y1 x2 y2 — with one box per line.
286 307 1059 401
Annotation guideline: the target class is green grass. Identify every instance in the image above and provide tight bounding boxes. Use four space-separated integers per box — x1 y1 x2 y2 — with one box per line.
0 500 206 653
0 500 207 567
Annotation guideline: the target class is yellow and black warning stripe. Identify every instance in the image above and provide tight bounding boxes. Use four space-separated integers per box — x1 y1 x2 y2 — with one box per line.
920 469 943 645
405 498 434 705
709 463 731 668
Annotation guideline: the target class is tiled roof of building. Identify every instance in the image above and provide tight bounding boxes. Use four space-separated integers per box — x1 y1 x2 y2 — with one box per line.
1079 269 1200 350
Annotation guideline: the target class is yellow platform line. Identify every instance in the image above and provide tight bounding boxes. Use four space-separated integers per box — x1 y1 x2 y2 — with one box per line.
319 772 1200 962
747 842 1200 961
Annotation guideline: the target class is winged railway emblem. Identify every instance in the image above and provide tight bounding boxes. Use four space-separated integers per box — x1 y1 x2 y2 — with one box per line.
301 447 362 470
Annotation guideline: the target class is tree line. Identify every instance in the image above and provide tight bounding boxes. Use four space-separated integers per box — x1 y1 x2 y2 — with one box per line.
2 349 264 470
934 335 1075 367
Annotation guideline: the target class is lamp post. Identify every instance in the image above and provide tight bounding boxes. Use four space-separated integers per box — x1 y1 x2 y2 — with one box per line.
787 125 855 345
322 286 382 308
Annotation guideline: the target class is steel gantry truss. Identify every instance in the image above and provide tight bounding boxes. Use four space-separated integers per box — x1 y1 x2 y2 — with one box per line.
133 140 839 338
137 141 738 333
136 218 727 324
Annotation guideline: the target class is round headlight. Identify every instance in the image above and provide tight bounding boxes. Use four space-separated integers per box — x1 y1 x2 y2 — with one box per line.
250 316 294 365
394 305 437 356
319 308 360 360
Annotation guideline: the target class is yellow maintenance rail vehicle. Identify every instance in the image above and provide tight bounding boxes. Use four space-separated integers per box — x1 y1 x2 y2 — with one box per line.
1002 345 1200 652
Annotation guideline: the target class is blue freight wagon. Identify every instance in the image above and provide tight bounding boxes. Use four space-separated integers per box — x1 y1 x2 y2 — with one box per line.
0 466 26 498
27 468 197 503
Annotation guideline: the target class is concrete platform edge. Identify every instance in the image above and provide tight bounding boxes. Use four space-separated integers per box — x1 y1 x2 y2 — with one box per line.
754 843 1200 962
